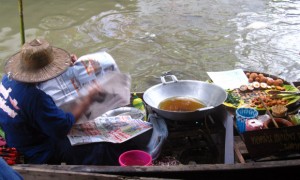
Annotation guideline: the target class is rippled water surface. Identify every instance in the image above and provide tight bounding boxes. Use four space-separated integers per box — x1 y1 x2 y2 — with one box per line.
0 0 300 91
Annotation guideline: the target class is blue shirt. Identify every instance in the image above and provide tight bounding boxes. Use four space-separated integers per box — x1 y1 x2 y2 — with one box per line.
0 75 75 164
0 157 23 180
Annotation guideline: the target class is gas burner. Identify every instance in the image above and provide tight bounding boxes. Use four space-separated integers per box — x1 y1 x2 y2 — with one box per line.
164 114 224 134
165 118 205 129
154 114 225 165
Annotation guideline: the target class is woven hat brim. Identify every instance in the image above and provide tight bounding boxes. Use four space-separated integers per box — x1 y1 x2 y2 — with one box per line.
5 47 71 83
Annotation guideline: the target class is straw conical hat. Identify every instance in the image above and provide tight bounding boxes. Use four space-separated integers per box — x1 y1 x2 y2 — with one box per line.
5 39 71 83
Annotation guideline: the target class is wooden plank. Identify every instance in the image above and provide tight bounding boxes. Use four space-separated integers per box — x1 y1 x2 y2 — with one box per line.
234 139 245 163
13 167 122 180
234 136 250 163
12 159 300 179
234 136 249 154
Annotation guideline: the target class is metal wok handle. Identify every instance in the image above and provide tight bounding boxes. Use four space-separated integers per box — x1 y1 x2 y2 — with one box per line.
197 106 214 112
160 75 178 85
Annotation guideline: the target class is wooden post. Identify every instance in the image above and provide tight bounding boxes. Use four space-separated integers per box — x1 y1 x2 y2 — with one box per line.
18 0 25 45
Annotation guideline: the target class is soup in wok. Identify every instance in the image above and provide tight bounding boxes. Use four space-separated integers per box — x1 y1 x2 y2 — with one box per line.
143 75 227 121
158 96 206 112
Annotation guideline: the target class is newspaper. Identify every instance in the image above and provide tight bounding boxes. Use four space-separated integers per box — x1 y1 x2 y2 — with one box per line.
38 51 120 107
38 51 151 145
38 51 131 123
58 71 132 123
67 115 152 145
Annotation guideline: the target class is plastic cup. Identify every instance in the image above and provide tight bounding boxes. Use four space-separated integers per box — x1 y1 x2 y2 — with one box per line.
236 107 258 133
119 150 152 166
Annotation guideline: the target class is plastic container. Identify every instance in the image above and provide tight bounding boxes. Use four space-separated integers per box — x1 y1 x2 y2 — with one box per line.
271 105 287 117
236 107 258 133
119 150 152 166
101 107 145 120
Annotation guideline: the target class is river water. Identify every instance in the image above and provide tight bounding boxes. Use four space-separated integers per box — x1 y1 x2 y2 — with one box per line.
0 0 300 91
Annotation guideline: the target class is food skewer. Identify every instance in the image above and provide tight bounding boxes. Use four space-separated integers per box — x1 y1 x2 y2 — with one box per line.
259 97 279 128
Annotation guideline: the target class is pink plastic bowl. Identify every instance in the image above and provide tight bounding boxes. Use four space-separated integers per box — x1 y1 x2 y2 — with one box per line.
119 150 152 166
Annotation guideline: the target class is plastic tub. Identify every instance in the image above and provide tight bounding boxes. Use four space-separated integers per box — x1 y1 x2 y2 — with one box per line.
236 107 258 133
119 150 152 166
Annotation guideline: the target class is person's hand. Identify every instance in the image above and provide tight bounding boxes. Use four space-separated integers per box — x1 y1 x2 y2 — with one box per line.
70 54 78 65
71 83 102 121
86 82 106 103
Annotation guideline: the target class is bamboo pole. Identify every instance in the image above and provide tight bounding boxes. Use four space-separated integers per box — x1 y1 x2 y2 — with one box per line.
18 0 25 45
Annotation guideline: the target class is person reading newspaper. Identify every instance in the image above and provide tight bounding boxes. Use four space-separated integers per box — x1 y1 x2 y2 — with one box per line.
37 48 129 123
0 39 138 165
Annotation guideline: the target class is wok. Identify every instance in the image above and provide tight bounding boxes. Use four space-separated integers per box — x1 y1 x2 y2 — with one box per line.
143 75 227 121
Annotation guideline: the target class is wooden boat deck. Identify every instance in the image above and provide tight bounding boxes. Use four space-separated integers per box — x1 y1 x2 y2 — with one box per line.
13 146 300 179
11 105 300 179
2 71 300 179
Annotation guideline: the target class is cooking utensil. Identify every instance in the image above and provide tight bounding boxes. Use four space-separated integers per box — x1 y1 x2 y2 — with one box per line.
259 97 279 128
267 90 300 95
143 74 227 121
267 90 300 98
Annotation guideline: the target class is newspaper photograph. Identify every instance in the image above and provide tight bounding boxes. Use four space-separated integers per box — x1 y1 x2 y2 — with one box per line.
67 115 152 145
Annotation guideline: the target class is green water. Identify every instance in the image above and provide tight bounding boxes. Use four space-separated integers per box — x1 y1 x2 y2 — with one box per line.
1 0 300 91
